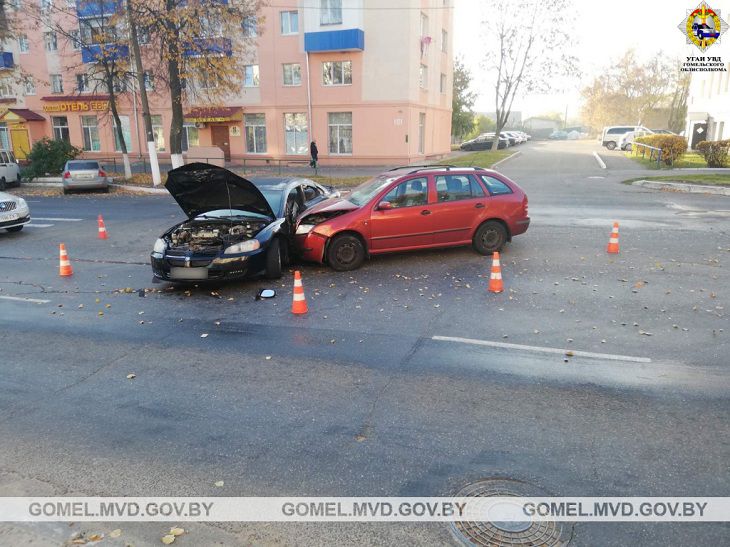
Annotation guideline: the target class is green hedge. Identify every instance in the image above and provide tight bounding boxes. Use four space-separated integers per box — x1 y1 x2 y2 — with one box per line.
21 138 82 181
634 134 688 165
696 139 730 168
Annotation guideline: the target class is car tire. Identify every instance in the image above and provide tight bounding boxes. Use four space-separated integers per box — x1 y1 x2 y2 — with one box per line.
473 221 508 255
265 237 283 279
326 233 365 271
6 226 23 232
625 143 632 152
606 141 616 150
14 174 21 187
0 177 5 191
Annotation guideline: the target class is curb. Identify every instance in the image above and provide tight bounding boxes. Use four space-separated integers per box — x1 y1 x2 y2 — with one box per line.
491 151 521 169
20 181 167 195
592 151 607 169
631 179 730 196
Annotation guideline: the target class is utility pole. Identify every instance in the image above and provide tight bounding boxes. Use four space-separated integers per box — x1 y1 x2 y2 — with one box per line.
125 0 161 186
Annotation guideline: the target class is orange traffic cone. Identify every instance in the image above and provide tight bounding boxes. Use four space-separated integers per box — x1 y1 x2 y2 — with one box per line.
97 214 108 239
607 222 620 254
488 252 504 293
59 243 73 277
291 270 308 314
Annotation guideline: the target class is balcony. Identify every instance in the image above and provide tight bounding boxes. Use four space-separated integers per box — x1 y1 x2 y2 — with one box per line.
304 29 365 53
0 52 14 70
76 0 122 19
81 43 129 64
183 37 232 57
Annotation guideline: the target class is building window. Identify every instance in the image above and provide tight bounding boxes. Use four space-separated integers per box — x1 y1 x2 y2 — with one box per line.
284 113 308 155
440 73 447 93
420 12 429 36
418 112 425 154
0 124 10 150
18 34 29 53
40 0 52 12
9 0 21 10
441 29 448 52
70 30 81 50
322 61 352 86
280 11 298 35
45 32 58 52
282 63 301 86
245 113 267 154
81 115 101 151
76 73 90 93
52 116 70 142
419 64 428 89
0 80 13 98
182 123 199 152
114 115 132 152
138 26 150 45
24 78 36 96
328 112 352 154
320 0 342 25
50 74 63 94
143 70 154 91
242 16 258 37
151 114 165 151
243 64 259 87
198 69 218 89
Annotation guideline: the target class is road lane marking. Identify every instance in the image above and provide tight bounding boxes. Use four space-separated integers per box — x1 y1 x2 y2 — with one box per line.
491 151 521 168
26 224 54 228
0 295 50 304
432 335 651 363
32 217 83 222
592 151 607 169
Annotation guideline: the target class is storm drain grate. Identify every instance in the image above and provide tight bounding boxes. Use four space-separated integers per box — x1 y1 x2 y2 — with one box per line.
449 478 573 546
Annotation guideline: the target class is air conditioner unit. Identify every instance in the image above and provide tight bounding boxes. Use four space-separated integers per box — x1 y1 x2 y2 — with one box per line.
195 122 206 129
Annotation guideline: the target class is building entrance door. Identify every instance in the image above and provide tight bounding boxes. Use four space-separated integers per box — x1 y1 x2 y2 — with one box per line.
211 125 231 160
10 127 30 160
691 122 708 149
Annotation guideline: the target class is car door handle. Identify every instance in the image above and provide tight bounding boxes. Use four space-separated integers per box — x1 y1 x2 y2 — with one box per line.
421 209 431 216
475 203 485 209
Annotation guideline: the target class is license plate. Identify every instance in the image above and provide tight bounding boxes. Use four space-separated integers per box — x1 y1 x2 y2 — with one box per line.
169 267 208 280
0 212 18 222
75 174 93 180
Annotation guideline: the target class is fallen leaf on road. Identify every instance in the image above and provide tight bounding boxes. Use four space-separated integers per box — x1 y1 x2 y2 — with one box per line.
126 373 136 380
88 533 104 542
639 331 653 336
170 527 185 536
161 535 176 545
109 529 122 538
215 480 224 487
200 333 209 338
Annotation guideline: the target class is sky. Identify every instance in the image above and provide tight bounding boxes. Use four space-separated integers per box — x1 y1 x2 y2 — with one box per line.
453 0 730 120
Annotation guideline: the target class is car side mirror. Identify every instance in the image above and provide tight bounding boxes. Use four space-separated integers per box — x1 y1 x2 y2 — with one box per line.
377 201 392 210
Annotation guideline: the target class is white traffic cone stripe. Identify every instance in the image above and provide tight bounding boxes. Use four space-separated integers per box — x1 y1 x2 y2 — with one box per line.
491 272 501 280
293 293 305 301
294 279 302 287
493 260 500 267
609 237 618 243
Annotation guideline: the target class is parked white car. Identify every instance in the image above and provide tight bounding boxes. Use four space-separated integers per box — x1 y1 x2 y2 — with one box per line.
0 191 30 232
601 125 650 150
0 150 21 190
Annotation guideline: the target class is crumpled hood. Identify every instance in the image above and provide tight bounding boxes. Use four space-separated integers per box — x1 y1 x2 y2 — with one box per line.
165 163 275 219
300 195 360 217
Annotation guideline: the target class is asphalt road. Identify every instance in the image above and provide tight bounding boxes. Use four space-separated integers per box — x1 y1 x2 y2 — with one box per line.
0 141 728 546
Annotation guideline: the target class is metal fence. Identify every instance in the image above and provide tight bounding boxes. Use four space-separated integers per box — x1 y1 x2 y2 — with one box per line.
92 156 317 177
632 143 664 167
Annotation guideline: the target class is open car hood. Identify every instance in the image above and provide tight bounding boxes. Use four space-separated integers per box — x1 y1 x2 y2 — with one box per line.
165 163 275 219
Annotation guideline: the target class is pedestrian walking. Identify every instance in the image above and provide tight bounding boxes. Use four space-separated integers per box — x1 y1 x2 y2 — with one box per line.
310 140 319 169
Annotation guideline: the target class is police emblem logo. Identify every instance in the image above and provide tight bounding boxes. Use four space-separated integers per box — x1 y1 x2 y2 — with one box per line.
678 1 728 51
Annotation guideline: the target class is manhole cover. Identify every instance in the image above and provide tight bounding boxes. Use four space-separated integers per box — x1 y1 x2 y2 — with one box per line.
450 478 573 546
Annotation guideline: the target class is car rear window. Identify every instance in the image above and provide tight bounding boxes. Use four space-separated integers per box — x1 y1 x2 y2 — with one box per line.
479 175 513 196
68 161 100 170
607 127 633 134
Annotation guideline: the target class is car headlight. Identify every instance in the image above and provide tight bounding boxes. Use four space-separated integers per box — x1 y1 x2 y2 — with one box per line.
153 238 166 254
16 198 27 209
224 239 260 254
296 224 315 235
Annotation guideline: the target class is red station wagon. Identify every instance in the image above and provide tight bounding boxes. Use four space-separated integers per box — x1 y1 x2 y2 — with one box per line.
295 165 530 271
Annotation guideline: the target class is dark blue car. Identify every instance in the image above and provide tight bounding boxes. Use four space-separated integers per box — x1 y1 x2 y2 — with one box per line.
693 22 720 40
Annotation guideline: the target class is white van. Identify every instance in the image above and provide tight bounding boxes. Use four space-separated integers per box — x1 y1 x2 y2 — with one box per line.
601 126 649 150
0 150 20 190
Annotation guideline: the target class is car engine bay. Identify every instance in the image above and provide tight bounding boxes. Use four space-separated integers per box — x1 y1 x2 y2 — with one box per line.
168 220 268 253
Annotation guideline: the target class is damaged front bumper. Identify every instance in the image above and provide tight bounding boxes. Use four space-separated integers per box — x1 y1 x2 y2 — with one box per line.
150 247 267 281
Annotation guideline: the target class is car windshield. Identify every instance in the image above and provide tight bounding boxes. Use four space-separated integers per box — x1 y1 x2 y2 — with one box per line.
347 176 399 207
259 190 284 216
196 209 270 220
68 161 100 170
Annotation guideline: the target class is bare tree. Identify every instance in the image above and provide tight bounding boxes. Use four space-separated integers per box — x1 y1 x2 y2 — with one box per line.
130 0 262 168
483 0 578 150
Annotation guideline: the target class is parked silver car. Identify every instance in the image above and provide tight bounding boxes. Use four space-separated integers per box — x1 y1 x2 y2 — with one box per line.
63 160 110 193
0 191 30 232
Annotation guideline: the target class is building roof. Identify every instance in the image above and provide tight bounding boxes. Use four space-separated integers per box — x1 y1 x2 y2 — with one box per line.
0 108 46 121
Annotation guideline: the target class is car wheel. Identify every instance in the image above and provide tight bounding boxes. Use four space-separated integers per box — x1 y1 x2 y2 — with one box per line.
6 226 23 232
265 237 283 279
473 221 508 255
606 141 616 150
0 178 5 191
625 143 633 152
326 233 365 271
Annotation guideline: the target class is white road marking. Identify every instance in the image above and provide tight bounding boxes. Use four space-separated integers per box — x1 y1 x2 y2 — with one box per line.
592 151 607 169
32 217 84 222
26 223 54 228
432 335 651 363
491 151 521 168
0 295 50 304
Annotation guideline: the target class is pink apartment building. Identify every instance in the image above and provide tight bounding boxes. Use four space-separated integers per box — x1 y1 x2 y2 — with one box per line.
0 0 453 166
